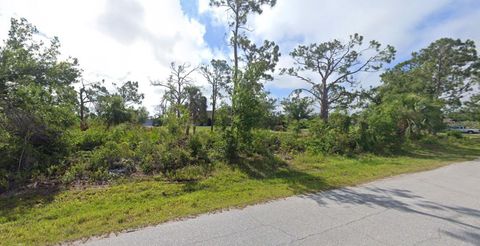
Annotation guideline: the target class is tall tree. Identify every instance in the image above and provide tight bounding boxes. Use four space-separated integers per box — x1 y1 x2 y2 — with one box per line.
200 59 230 131
210 0 279 152
0 18 80 176
78 79 108 130
281 90 314 121
464 94 480 121
78 80 91 130
185 86 207 135
152 62 196 117
98 96 131 127
95 80 144 127
115 80 144 106
447 94 480 122
135 106 149 124
384 38 480 110
282 34 395 121
209 0 276 105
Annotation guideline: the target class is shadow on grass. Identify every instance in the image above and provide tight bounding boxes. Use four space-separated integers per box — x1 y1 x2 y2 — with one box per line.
231 154 288 179
182 181 210 193
2 136 478 239
394 137 480 161
231 139 480 245
232 154 332 194
405 144 479 161
0 185 61 223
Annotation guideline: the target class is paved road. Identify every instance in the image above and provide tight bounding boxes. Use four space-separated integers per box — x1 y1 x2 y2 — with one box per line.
81 160 480 246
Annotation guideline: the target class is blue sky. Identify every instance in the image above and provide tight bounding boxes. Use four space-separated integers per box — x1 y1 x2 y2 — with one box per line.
180 0 228 52
180 0 480 58
179 0 480 100
1 0 479 112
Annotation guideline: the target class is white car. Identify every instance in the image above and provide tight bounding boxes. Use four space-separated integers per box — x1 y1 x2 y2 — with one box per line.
448 126 480 134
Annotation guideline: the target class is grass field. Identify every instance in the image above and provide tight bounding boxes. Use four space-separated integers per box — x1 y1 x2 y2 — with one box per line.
1 135 479 245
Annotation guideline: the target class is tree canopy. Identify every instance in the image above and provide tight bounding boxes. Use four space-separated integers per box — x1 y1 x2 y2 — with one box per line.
0 18 80 175
381 38 480 111
282 34 396 121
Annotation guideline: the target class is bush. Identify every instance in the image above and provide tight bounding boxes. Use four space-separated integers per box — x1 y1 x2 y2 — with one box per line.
251 130 280 156
277 132 307 154
142 130 212 176
419 135 441 145
446 130 463 139
90 141 135 172
166 165 208 181
356 106 403 153
62 151 96 183
187 133 210 165
63 140 137 184
161 145 191 175
75 127 108 151
220 129 238 161
307 117 358 155
136 136 161 174
287 119 307 135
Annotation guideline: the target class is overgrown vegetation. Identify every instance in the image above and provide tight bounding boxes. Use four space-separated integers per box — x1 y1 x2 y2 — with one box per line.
1 135 479 245
1 1 480 244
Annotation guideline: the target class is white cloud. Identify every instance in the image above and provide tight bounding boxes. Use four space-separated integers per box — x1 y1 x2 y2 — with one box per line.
0 0 214 113
251 0 450 49
198 0 210 14
247 0 480 91
418 6 480 47
1 0 479 109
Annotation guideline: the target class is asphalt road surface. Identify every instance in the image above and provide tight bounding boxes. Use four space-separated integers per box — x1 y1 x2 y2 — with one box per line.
80 160 480 246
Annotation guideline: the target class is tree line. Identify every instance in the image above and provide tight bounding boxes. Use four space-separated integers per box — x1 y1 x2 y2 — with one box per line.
0 0 479 190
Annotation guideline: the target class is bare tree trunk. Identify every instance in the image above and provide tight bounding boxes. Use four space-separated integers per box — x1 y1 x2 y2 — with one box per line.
18 134 28 172
320 80 329 122
177 98 181 118
80 105 88 131
211 100 216 132
79 89 88 131
177 79 182 118
231 6 240 134
320 99 329 122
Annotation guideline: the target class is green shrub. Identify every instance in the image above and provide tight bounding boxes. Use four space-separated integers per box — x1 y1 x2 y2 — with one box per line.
135 136 161 174
419 135 441 145
356 107 403 153
287 119 307 135
307 117 358 155
161 145 191 175
62 151 93 183
251 130 280 156
76 128 108 151
446 130 463 139
63 140 137 183
166 165 208 181
277 132 307 154
221 129 238 161
188 133 210 165
95 141 135 172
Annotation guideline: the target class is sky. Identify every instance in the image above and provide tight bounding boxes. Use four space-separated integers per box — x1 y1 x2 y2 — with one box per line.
1 0 479 113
